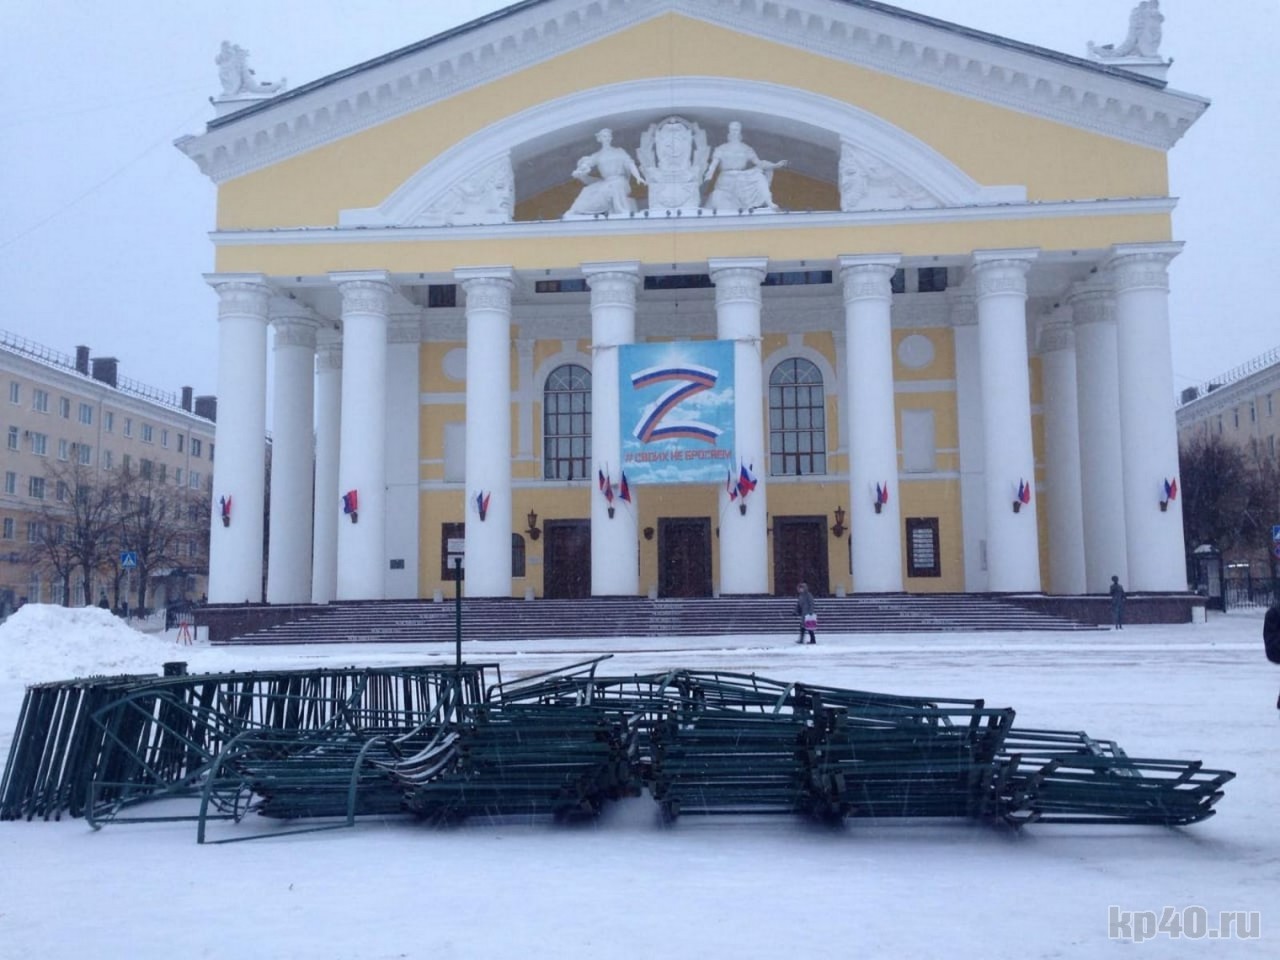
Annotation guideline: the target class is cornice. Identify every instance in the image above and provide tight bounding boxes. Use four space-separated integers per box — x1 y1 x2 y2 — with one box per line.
175 0 1207 184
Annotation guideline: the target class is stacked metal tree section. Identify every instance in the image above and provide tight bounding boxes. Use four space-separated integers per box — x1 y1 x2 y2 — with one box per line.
1 657 1234 842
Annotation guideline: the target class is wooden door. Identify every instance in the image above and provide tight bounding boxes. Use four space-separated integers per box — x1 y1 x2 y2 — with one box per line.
772 516 829 596
544 519 591 599
658 517 713 598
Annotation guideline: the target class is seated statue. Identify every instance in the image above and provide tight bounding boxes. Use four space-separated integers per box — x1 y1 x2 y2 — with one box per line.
704 122 787 212
1088 0 1164 59
564 128 646 217
216 41 285 97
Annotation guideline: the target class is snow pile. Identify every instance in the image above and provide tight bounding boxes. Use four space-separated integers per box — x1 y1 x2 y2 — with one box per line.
0 604 175 684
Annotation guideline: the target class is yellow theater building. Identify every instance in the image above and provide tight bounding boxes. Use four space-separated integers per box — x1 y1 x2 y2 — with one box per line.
177 0 1204 605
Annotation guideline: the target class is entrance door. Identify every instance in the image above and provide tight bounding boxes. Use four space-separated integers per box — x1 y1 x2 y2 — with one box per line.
773 516 829 596
658 517 712 598
544 519 591 599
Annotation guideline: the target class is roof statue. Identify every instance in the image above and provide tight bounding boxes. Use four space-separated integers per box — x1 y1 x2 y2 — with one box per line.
215 42 286 99
704 122 787 213
637 116 710 214
1088 1 1164 61
564 128 647 218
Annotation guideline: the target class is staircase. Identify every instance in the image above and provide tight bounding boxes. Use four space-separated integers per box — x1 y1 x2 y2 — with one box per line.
213 594 1098 646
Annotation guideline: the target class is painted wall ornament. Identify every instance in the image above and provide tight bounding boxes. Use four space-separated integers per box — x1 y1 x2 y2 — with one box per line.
637 116 709 213
564 128 647 217
838 142 938 212
420 155 515 226
704 122 787 212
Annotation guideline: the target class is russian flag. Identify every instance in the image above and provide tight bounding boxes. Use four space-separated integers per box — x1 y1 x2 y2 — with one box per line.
619 472 632 503
342 490 358 514
475 490 491 520
1164 477 1178 501
738 462 758 497
1018 479 1032 505
726 467 738 502
875 482 889 505
598 469 607 492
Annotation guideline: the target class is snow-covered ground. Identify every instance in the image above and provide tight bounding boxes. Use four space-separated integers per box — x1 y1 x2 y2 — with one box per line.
0 604 1275 959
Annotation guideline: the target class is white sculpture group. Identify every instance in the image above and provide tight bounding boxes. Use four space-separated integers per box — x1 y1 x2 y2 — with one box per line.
564 118 787 218
1088 0 1164 60
215 42 286 98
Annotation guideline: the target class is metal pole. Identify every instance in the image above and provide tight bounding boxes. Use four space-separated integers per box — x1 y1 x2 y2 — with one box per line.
454 556 462 668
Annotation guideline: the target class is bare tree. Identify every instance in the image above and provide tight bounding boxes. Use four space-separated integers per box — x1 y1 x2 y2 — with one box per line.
1179 435 1253 553
115 466 196 615
34 459 120 605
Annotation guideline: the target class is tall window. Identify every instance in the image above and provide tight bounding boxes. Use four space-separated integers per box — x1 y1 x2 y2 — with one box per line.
543 363 591 480
769 358 826 476
33 389 49 413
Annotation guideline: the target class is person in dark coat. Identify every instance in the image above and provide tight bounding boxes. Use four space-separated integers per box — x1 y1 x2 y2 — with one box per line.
1264 602 1280 709
795 582 816 645
1109 575 1126 629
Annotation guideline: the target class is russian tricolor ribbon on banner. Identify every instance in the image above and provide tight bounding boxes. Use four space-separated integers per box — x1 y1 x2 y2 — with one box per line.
473 490 491 521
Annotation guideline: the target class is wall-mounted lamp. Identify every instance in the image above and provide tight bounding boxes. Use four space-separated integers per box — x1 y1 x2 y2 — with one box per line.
831 505 847 538
643 526 655 541
526 509 541 540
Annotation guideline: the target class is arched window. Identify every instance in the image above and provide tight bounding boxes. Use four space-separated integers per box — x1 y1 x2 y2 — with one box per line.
769 358 826 476
543 363 591 480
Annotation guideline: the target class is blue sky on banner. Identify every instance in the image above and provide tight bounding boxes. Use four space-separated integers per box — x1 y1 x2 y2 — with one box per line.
619 341 735 485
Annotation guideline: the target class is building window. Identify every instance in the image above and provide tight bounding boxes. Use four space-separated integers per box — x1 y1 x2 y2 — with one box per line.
209 443 214 462
2 517 13 539
8 382 19 404
32 389 49 413
535 279 588 294
105 411 114 433
30 432 47 456
56 480 68 502
28 476 45 500
79 403 93 425
769 358 827 477
158 463 167 483
512 534 526 578
917 266 949 293
188 470 200 489
6 426 17 451
906 517 941 578
78 443 91 465
427 284 457 308
58 439 69 461
161 429 169 448
122 453 131 472
175 467 183 486
4 472 15 495
59 397 70 418
1233 409 1239 429
27 521 43 543
142 424 154 444
543 363 591 481
177 434 184 453
124 417 133 438
102 450 113 470
190 437 201 458
140 458 153 480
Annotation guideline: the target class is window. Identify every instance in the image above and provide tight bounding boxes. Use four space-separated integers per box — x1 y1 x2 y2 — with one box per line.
8 382 19 404
906 517 941 578
427 284 457 308
28 476 45 500
30 432 47 456
58 397 70 418
1233 409 1240 429
917 266 949 293
1268 394 1275 417
122 453 131 472
769 358 827 477
543 364 591 480
2 518 13 539
124 417 133 438
56 480 68 502
188 470 201 489
4 472 15 495
105 411 114 433
190 437 201 458
102 450 113 470
78 403 93 425
140 458 153 480
1217 416 1223 435
78 443 91 465
32 389 49 413
1250 403 1257 423
58 439 70 461
175 467 184 486
535 279 588 294
209 443 214 462
161 429 169 448
512 534 527 578
27 521 43 543
177 434 184 453
141 424 154 444
158 463 167 483
7 426 17 451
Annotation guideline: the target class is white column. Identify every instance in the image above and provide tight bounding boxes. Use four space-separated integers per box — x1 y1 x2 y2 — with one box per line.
332 272 392 600
950 286 988 591
1037 306 1087 595
204 274 270 603
973 250 1041 592
1069 279 1128 592
584 261 641 596
265 302 317 604
384 313 422 599
839 255 903 592
457 267 514 597
311 333 342 604
709 257 769 595
1109 243 1188 591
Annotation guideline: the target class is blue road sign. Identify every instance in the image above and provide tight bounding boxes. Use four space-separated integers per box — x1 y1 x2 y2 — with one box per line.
120 551 138 569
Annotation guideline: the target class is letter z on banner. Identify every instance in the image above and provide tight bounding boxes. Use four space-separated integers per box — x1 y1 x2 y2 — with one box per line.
619 340 735 484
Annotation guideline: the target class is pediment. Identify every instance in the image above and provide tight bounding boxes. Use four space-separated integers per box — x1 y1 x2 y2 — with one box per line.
176 0 1208 185
338 78 1025 227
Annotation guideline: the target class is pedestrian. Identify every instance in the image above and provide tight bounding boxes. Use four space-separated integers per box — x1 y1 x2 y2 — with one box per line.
1109 575 1126 629
1264 600 1280 709
795 582 816 645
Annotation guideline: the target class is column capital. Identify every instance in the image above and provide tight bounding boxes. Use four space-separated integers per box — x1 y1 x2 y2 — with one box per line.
205 274 271 320
584 262 640 308
1068 277 1115 327
971 249 1037 299
331 271 394 316
838 255 900 303
455 267 514 313
1036 306 1075 354
708 257 767 307
1105 242 1183 294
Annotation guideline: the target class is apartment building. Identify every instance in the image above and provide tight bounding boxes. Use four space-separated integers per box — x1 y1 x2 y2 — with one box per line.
1176 347 1280 464
1 330 217 611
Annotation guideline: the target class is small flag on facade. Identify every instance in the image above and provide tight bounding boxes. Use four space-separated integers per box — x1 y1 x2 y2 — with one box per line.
1164 477 1178 501
598 469 607 492
875 482 889 505
738 462 758 497
619 472 632 503
342 490 358 514
1018 479 1032 504
727 466 738 502
474 490 491 521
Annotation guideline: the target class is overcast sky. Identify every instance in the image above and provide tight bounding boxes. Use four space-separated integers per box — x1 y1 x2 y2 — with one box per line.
2 0 1275 402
